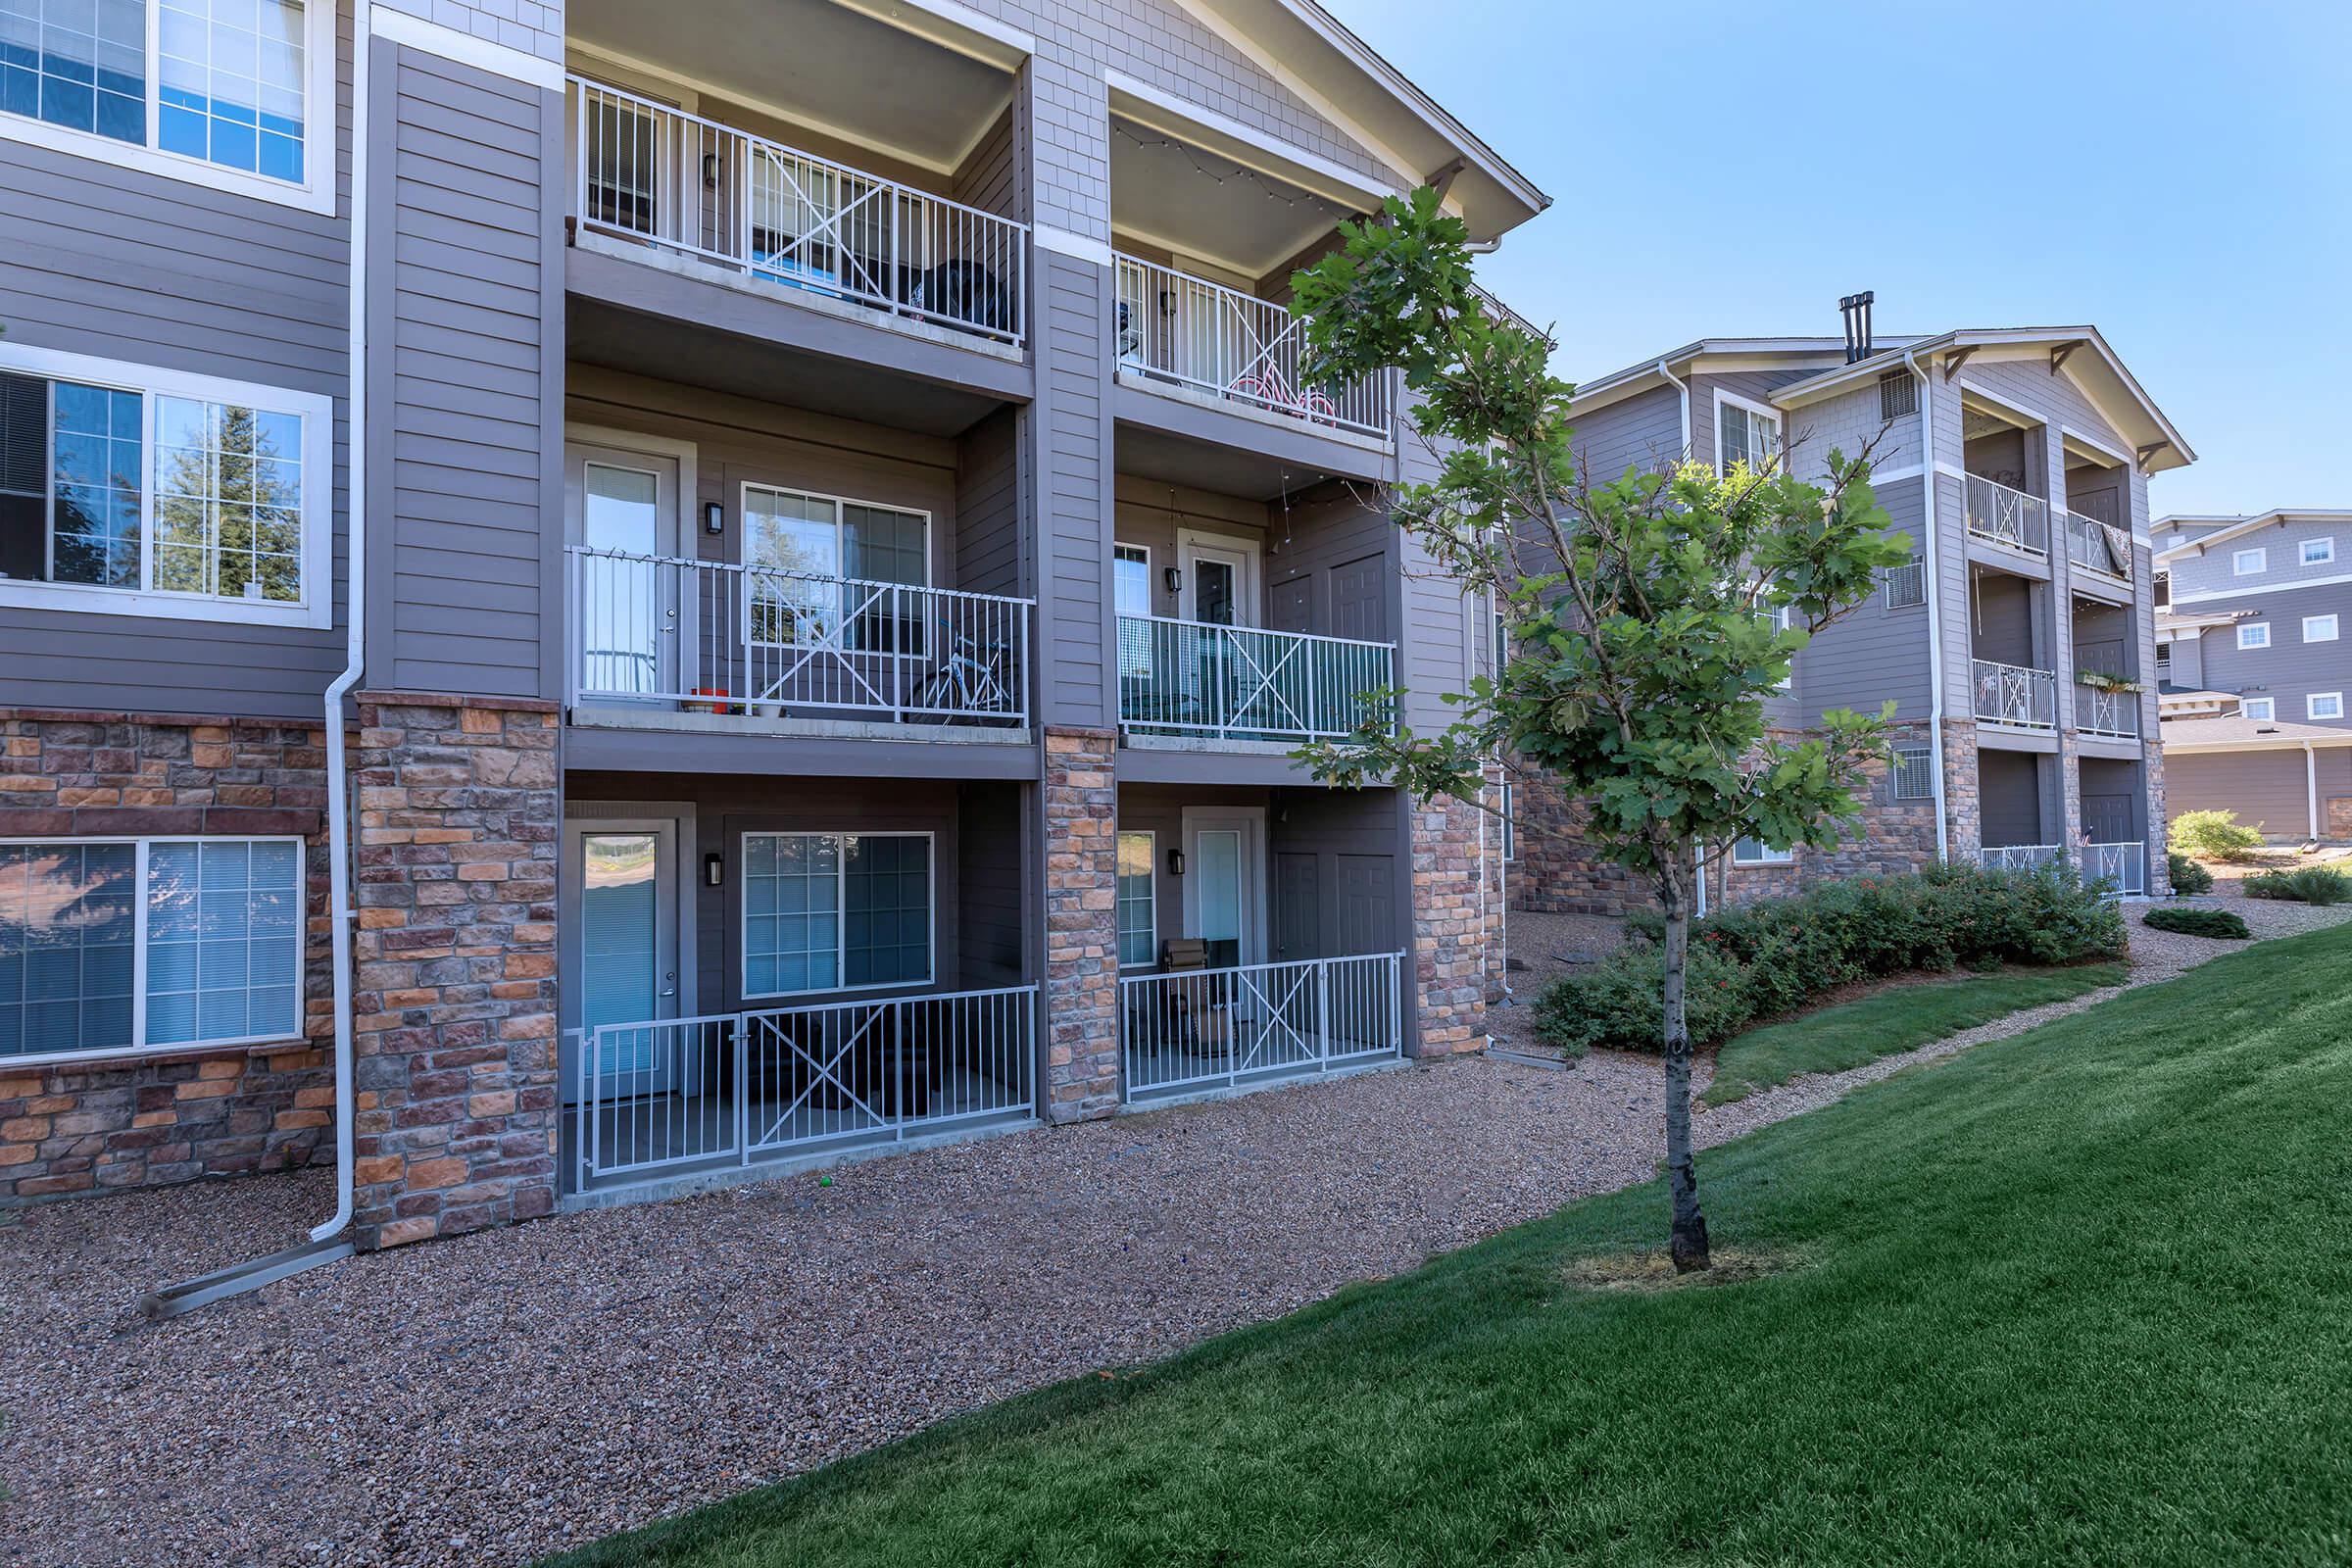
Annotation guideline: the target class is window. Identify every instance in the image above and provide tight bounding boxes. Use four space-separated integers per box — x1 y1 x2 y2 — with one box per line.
1116 830 1155 967
2242 697 2275 721
2155 641 2172 674
2154 569 2170 609
1716 393 1782 474
0 344 327 627
1878 370 1916 421
742 486 928 654
0 836 303 1063
740 832 932 998
1114 543 1151 679
1732 837 1792 865
0 0 329 207
1498 781 1515 861
1882 553 1926 609
2238 622 2270 650
2310 693 2345 722
1890 745 1934 801
2233 547 2267 576
2302 537 2334 566
2305 614 2338 644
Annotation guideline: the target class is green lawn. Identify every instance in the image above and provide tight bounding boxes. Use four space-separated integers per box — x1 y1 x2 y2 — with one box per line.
549 927 2352 1568
1699 960 2130 1106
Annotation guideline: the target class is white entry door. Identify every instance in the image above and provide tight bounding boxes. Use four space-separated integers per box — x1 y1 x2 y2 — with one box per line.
1182 807 1267 971
563 818 684 1101
566 443 685 701
1178 531 1258 628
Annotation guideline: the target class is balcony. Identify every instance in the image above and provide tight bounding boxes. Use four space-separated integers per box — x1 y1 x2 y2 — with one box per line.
2075 682 2140 741
2063 511 2132 587
1978 845 2063 872
1119 953 1403 1101
567 547 1031 733
568 77 1027 349
1117 615 1394 744
1964 475 2049 558
2080 842 2147 898
1973 659 2059 730
1112 254 1391 440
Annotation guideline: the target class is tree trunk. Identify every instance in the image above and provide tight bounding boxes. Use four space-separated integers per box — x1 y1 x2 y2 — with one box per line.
1659 871 1711 1273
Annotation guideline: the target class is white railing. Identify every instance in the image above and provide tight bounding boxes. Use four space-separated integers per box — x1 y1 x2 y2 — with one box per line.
1979 844 2064 872
1111 252 1391 438
570 76 1027 346
1972 658 2059 729
569 546 1031 727
1964 474 2049 556
575 984 1037 1183
2075 682 2141 740
1120 953 1403 1099
1117 614 1393 741
2079 842 2146 898
2063 512 2132 585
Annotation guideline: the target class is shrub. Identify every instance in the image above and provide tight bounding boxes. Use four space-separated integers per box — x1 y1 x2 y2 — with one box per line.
1541 863 2125 1056
2169 809 2266 861
2243 865 2352 906
2143 906 2251 940
2167 853 2214 896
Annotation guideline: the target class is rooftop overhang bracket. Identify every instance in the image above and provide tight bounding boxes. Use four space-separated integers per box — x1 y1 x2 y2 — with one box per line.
2050 339 2088 375
1941 346 1978 381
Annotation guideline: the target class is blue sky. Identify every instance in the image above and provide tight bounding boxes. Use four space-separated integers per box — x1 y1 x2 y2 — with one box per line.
1328 0 2352 519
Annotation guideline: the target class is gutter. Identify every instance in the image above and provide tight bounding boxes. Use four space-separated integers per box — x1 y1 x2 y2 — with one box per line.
139 2 370 1318
1903 346 1951 865
1653 357 1707 917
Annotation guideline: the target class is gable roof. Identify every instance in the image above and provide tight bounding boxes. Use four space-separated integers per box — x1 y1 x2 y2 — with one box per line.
2161 711 2352 752
2153 509 2352 563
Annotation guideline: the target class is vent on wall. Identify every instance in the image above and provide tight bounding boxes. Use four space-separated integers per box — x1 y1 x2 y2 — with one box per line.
1879 370 1917 421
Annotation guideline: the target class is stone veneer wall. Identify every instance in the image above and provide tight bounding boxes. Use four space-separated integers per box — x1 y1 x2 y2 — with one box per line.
1715 721 1944 907
349 693 560 1249
1506 763 1654 916
0 710 334 1203
1410 792 1487 1056
1040 727 1119 1120
2142 745 2174 898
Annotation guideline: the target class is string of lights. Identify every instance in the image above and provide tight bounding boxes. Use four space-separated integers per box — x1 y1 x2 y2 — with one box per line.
1111 122 1351 218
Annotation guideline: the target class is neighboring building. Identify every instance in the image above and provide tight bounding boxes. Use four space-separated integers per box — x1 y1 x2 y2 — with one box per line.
0 0 1547 1239
1512 305 2190 911
2155 510 2352 840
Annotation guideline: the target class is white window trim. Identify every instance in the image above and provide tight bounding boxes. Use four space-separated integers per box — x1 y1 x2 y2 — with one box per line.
1882 553 1927 609
1112 541 1151 614
2241 697 2275 721
0 834 307 1068
1115 828 1156 968
2302 537 2335 565
1732 837 1793 865
2309 693 2345 721
737 829 936 1001
2304 614 2338 644
1712 386 1784 476
2237 622 2270 650
1890 745 1935 801
738 482 933 586
1497 780 1515 862
0 340 333 629
2233 547 2267 576
0 0 338 215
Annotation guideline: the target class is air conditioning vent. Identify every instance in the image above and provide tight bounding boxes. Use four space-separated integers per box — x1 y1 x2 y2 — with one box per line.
1879 370 1916 421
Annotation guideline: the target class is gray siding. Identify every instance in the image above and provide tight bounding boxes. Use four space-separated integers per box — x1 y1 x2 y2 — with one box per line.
955 408 1025 598
0 6 353 719
1036 247 1113 727
2164 748 2352 840
2168 514 2350 601
2191 580 2352 730
1571 383 1684 481
1795 475 1933 723
1980 750 2044 846
376 42 558 698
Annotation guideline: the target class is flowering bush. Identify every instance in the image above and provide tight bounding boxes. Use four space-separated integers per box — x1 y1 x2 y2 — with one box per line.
1542 862 2126 1057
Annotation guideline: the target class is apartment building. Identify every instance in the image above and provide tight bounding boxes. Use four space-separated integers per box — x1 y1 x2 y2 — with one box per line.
2155 509 2352 841
0 0 1546 1244
1510 304 2191 913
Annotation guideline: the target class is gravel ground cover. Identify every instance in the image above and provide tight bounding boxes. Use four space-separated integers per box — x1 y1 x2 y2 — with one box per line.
4 896 2341 1568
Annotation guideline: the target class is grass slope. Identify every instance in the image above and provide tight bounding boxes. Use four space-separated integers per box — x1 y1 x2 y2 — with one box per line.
548 929 2352 1568
1699 961 2129 1106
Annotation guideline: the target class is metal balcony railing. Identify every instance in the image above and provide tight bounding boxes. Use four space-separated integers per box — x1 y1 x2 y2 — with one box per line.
570 75 1027 346
2063 511 2133 585
1111 252 1392 438
1964 474 2050 557
574 984 1038 1184
1972 658 2059 729
569 546 1031 727
1116 614 1394 742
2079 842 2146 898
1119 953 1403 1100
2075 682 2141 740
1978 844 2064 872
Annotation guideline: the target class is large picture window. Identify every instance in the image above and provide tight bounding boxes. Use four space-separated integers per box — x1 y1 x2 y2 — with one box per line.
741 485 928 655
0 0 329 206
0 344 328 627
741 831 932 999
1116 829 1154 967
0 836 304 1062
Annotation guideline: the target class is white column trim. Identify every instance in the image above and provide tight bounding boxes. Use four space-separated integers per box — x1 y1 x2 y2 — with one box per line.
368 5 564 92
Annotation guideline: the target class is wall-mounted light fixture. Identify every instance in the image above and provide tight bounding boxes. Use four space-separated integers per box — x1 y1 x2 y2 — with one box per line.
702 153 721 191
703 500 725 536
704 853 724 888
1162 564 1181 596
1167 848 1186 877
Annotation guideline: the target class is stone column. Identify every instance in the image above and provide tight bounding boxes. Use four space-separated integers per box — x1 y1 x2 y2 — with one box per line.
1040 726 1119 1121
1943 716 1983 863
350 692 560 1249
1409 792 1487 1056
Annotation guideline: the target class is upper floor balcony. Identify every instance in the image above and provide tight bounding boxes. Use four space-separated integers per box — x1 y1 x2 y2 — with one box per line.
2063 509 2133 590
1973 657 2058 730
1964 474 2050 559
1116 615 1393 745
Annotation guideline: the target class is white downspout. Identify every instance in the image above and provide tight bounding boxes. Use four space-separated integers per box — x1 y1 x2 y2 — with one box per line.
310 0 370 1245
1655 357 1707 917
2307 742 2320 842
1903 347 1950 865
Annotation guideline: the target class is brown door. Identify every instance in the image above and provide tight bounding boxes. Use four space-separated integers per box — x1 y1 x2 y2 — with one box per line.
1274 852 1320 962
1269 574 1314 636
2082 794 2133 845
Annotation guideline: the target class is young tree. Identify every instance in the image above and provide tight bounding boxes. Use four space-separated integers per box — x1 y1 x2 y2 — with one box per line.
1292 188 1910 1271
